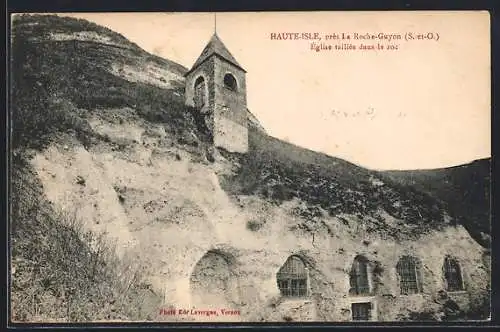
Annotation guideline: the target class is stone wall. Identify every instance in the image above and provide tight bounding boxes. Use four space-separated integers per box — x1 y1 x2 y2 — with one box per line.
213 58 248 153
213 116 248 154
184 57 216 138
213 58 247 127
184 56 248 153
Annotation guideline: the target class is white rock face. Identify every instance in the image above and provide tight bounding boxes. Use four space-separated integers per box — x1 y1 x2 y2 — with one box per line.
29 113 490 322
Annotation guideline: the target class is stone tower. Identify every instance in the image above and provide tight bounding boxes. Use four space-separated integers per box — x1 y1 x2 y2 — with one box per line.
184 33 248 154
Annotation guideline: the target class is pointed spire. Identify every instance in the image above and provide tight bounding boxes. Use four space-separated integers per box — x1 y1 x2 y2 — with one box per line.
185 30 246 76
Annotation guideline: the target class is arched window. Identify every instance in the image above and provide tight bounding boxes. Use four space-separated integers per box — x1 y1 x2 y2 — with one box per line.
443 256 464 292
350 255 370 295
396 255 423 295
276 255 308 297
190 251 237 306
194 76 206 109
223 73 238 91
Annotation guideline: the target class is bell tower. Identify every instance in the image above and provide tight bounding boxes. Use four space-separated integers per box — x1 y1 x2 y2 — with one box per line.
184 32 248 154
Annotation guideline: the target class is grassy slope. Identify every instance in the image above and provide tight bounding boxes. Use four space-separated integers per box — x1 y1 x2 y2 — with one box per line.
11 154 162 322
380 159 491 247
220 129 447 240
11 14 207 152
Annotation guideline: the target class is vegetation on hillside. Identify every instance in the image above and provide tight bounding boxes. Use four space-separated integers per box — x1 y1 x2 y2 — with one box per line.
381 159 491 247
220 129 447 240
11 14 208 152
11 154 162 322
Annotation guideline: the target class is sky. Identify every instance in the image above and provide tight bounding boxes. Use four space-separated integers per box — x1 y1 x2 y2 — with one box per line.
56 12 490 170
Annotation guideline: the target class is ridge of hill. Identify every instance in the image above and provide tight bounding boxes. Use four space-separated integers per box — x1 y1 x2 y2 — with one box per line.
380 158 491 247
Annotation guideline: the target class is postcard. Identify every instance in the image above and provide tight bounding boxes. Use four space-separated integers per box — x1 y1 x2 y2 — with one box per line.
9 11 491 323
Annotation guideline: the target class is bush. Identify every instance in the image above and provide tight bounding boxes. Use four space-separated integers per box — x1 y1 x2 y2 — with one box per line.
246 220 264 232
400 296 490 322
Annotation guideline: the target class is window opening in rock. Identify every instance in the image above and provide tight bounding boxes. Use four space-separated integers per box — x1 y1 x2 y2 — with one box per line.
352 302 372 321
443 256 464 292
277 255 308 297
350 255 370 295
190 251 235 306
396 255 422 295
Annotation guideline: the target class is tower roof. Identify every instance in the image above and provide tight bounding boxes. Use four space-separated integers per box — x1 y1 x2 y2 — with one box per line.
185 33 246 76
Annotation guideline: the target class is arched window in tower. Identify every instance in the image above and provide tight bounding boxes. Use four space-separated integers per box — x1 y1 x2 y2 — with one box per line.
276 255 308 297
443 256 464 292
396 255 423 295
194 76 206 109
350 255 370 295
223 73 238 91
